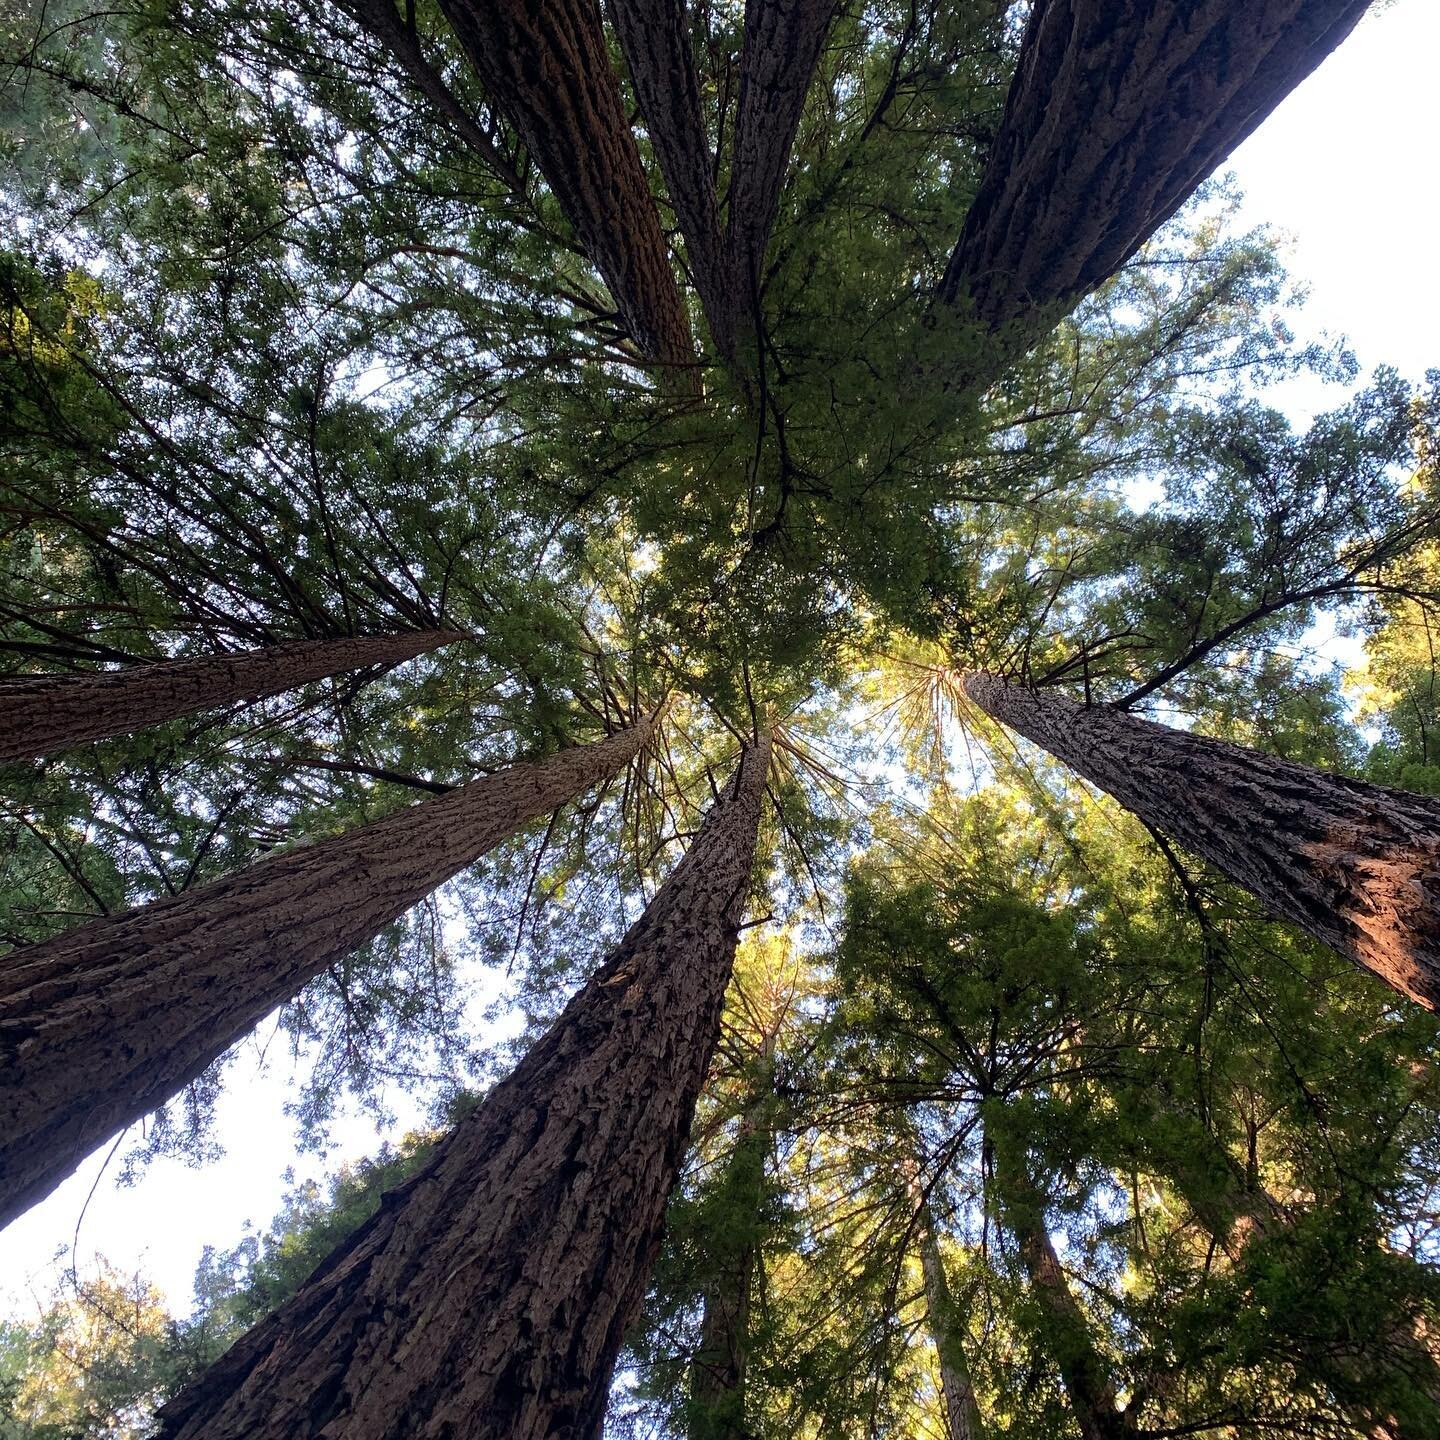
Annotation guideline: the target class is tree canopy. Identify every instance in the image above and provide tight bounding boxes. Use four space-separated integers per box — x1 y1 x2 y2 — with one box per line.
2 0 1438 1436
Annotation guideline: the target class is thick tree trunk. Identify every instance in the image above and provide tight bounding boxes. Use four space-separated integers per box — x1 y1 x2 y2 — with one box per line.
963 672 1440 1012
155 730 772 1440
904 1160 985 1440
0 719 652 1229
0 630 461 762
993 1141 1133 1440
939 0 1373 364
436 0 695 371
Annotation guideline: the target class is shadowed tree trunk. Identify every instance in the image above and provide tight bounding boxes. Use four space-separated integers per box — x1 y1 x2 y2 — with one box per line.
610 0 834 365
0 630 462 762
339 0 528 195
0 718 653 1229
154 729 772 1440
992 1137 1134 1440
963 672 1440 1012
905 1161 985 1440
688 1050 776 1440
435 0 695 371
725 0 834 312
939 0 1373 370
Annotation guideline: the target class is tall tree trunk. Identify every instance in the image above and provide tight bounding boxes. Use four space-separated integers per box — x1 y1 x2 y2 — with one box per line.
436 0 695 372
155 730 772 1440
0 719 653 1229
992 1137 1134 1440
609 0 834 365
904 1157 985 1440
688 1055 775 1440
939 0 1373 370
963 672 1440 1012
339 0 528 196
725 0 834 313
0 630 461 762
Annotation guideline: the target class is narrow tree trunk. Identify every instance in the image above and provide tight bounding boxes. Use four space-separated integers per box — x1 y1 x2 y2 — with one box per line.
608 0 732 355
688 1059 774 1440
725 0 835 305
992 1140 1133 1440
0 719 653 1229
0 630 461 762
963 672 1440 1012
939 0 1373 365
155 730 772 1440
436 0 695 372
904 1158 985 1440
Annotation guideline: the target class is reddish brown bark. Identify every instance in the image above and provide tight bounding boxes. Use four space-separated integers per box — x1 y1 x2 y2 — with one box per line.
0 630 461 763
964 673 1440 1013
0 719 652 1229
436 0 695 370
993 1140 1134 1440
154 730 771 1440
939 0 1373 358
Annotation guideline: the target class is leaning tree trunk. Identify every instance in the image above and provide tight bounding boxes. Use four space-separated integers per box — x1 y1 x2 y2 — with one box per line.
904 1157 985 1440
436 0 695 372
939 0 1373 373
0 630 462 762
992 1137 1134 1440
155 730 772 1440
963 672 1440 1012
0 718 653 1229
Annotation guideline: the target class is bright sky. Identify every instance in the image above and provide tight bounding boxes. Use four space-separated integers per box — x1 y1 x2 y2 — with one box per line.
2 0 1438 1324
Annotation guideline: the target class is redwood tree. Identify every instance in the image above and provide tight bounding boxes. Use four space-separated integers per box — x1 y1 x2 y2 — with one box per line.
0 630 462 762
940 0 1374 365
0 717 652 1227
963 672 1440 1012
155 729 772 1440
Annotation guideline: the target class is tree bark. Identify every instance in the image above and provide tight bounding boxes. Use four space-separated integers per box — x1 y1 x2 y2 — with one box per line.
154 729 772 1440
0 630 462 763
725 0 835 308
435 0 696 371
0 719 653 1229
939 0 1373 363
963 672 1440 1012
688 1058 775 1440
904 1160 985 1440
609 0 833 365
992 1139 1133 1440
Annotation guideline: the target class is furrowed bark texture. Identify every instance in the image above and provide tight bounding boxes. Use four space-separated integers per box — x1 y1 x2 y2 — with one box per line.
939 0 1373 343
726 0 834 298
610 0 833 363
155 731 772 1440
965 674 1440 1012
0 720 651 1229
688 1069 773 1440
909 1180 985 1440
437 0 695 369
608 0 731 350
0 630 461 763
995 1143 1133 1440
